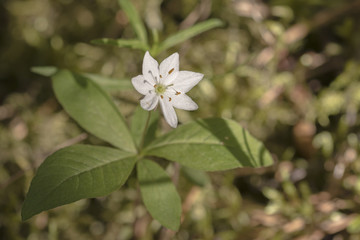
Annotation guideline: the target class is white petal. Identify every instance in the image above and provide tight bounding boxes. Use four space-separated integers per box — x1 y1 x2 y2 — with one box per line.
131 75 153 95
142 51 159 85
159 98 178 128
172 71 204 93
169 93 198 111
159 52 179 85
140 93 159 111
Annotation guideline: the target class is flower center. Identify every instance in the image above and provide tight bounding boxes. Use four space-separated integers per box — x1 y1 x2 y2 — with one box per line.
154 84 167 95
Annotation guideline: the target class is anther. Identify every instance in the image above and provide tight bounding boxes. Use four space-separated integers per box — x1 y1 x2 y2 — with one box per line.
161 95 164 99
169 97 172 102
168 68 174 74
175 91 181 95
160 74 163 78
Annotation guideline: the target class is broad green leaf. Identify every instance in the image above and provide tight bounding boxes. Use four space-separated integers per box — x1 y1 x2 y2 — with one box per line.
22 144 136 220
52 70 136 152
31 66 58 77
181 167 210 187
130 106 159 148
82 73 133 92
91 38 148 51
156 19 224 54
118 0 148 44
137 160 181 231
31 67 132 92
144 118 273 171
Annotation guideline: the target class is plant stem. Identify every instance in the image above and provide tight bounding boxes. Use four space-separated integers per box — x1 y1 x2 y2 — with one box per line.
139 111 152 151
151 29 160 57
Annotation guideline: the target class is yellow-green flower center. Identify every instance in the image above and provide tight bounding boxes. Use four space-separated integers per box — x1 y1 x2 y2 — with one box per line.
155 84 167 95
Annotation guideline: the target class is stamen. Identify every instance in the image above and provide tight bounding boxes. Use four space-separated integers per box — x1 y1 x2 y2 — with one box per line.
154 84 157 88
168 68 174 74
175 91 181 95
148 70 159 83
169 97 172 102
160 74 163 78
143 80 154 87
160 95 164 99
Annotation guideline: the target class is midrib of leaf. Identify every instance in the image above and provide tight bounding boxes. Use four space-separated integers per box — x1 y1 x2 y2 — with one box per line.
87 92 122 143
145 140 237 151
39 155 136 201
75 75 136 152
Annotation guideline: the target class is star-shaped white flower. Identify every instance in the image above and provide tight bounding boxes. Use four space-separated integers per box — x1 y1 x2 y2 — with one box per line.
132 51 204 128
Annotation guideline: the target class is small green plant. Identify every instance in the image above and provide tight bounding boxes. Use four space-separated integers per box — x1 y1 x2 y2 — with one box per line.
22 0 273 231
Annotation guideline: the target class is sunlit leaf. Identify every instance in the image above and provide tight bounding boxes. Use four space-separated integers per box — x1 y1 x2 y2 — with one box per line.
22 145 136 220
52 70 136 152
144 118 273 171
137 159 181 231
156 19 224 54
118 0 148 44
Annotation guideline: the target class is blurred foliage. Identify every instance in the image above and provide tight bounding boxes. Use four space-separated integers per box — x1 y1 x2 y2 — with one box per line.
1 0 360 239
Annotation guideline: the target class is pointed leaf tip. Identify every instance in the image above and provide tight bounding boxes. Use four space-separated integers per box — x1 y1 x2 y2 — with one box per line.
144 118 273 171
137 160 181 231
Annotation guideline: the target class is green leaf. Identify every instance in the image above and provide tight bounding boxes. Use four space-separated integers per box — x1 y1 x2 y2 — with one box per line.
82 73 133 92
156 19 224 54
91 38 148 51
137 159 181 231
31 66 58 77
31 66 132 92
144 118 273 171
22 144 136 220
118 0 148 44
181 167 210 187
130 107 159 148
52 70 136 152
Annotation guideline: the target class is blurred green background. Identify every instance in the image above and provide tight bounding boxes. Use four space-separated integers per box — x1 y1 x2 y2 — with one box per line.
1 0 360 239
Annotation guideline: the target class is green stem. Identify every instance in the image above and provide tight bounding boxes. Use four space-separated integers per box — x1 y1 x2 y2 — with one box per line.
150 28 160 57
139 111 152 151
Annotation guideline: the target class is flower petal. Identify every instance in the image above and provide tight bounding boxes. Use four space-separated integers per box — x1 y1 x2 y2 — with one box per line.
172 71 204 93
159 98 178 128
142 51 159 85
131 75 153 95
169 93 198 111
140 93 159 111
159 52 179 85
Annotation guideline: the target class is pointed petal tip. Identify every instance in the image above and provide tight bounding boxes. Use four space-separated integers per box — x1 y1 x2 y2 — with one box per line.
160 100 178 128
144 51 155 62
170 121 178 128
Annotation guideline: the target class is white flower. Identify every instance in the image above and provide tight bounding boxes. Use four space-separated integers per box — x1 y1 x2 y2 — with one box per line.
131 51 204 128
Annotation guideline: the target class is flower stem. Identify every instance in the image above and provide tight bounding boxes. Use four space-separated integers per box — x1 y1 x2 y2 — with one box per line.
139 111 152 151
